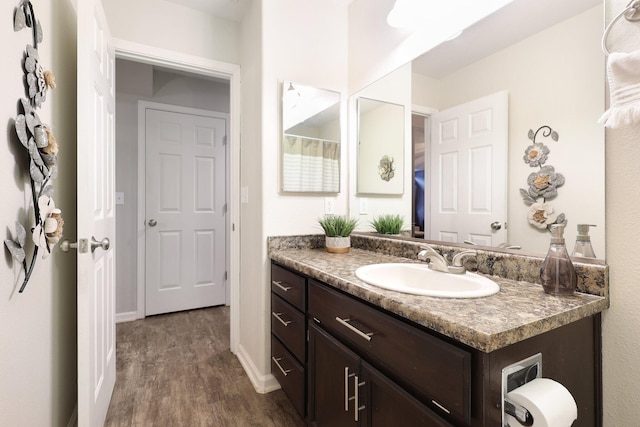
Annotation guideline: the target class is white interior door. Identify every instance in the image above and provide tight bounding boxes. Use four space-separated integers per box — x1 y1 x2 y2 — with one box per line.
145 107 227 316
429 91 508 246
77 1 116 426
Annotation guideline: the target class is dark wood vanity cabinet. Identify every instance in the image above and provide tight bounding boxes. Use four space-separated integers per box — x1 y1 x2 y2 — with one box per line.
270 262 602 427
270 263 307 418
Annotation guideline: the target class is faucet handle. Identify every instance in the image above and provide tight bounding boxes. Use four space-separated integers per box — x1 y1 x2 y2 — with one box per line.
446 250 477 274
452 249 477 267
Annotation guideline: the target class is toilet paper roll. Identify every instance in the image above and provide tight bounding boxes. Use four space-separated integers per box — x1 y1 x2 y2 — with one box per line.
506 378 577 427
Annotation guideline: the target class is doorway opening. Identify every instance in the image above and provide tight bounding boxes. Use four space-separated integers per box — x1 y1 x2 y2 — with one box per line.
112 41 240 353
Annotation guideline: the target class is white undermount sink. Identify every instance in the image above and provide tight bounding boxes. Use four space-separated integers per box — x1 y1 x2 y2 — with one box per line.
355 263 500 298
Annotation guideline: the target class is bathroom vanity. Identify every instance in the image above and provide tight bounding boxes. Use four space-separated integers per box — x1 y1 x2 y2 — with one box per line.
269 235 608 427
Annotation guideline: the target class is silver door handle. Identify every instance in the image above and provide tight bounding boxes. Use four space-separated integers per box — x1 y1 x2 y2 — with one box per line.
491 221 502 231
60 238 89 253
90 236 110 253
147 219 157 227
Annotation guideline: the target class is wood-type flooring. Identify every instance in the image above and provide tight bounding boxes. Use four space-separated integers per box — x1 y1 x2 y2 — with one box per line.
105 306 305 427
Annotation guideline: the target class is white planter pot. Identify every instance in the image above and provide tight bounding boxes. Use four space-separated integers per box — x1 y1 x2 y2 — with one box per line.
325 236 351 253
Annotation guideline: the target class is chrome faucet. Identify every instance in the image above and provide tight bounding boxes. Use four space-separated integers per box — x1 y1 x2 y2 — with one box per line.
417 245 477 274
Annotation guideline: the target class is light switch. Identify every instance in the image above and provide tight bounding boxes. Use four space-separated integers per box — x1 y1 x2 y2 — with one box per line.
241 186 249 204
116 192 125 205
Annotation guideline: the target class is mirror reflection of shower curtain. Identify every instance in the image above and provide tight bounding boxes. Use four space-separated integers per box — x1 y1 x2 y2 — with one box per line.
282 135 339 192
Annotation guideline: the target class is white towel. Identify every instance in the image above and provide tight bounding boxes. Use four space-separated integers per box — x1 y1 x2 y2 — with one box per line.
600 49 640 128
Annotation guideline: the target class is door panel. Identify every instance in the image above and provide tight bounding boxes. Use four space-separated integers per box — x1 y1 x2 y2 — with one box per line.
77 1 116 425
429 91 508 246
145 108 227 315
308 323 361 426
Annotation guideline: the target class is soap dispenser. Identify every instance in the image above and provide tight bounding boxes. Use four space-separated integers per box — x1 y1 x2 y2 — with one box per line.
540 224 577 296
572 224 597 258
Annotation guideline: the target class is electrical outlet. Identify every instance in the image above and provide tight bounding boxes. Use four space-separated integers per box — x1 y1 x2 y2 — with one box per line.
359 198 368 215
325 198 335 214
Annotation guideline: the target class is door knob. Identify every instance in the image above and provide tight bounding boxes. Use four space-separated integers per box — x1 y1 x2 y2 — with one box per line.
147 219 157 227
491 221 502 231
90 236 110 253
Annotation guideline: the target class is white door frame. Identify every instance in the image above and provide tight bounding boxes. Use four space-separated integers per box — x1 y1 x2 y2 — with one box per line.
113 38 240 354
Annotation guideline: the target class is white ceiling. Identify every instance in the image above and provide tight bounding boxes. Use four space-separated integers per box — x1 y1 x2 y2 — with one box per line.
160 0 600 78
162 0 251 21
412 0 601 78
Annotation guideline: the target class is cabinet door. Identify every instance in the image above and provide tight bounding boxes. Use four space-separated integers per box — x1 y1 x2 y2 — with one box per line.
309 323 362 426
360 361 454 427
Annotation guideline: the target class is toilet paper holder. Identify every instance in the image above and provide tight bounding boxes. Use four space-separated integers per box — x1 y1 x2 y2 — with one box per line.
502 353 542 426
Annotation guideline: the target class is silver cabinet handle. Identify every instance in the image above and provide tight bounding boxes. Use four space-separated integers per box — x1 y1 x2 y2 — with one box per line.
147 219 157 227
354 375 366 422
272 280 292 292
272 312 292 327
272 357 291 376
336 317 373 341
344 367 355 411
90 236 110 253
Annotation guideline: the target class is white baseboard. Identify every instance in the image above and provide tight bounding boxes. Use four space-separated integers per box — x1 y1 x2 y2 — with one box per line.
116 311 138 323
67 404 78 427
235 344 281 394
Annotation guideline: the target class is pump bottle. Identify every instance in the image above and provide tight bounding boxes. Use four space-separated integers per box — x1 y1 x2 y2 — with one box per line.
572 224 596 258
540 224 577 296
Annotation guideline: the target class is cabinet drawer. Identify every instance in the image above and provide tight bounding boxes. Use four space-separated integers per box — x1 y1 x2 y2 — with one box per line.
271 263 306 311
271 336 305 418
271 294 306 363
308 280 471 424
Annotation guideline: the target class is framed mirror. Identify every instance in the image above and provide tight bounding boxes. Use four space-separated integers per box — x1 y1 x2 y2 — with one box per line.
281 80 341 193
349 0 605 257
356 97 405 195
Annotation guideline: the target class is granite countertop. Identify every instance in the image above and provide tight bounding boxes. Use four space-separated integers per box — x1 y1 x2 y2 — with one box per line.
270 247 609 353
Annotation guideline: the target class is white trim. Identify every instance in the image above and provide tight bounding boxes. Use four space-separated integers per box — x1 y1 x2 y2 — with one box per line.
116 311 138 323
66 404 78 427
114 38 241 354
236 344 281 394
137 101 229 316
411 104 438 116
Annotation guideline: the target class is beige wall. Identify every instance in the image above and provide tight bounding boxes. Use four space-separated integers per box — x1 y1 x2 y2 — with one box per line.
0 1 78 425
603 1 640 425
103 0 241 65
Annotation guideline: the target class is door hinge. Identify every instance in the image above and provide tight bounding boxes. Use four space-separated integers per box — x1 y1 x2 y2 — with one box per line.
224 271 228 281
307 329 309 342
223 203 227 215
223 135 228 145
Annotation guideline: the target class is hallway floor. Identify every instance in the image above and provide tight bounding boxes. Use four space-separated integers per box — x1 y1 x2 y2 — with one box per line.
105 306 305 426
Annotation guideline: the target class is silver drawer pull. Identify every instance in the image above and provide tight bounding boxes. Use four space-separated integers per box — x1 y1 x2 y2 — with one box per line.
272 311 292 327
335 317 374 342
431 399 451 414
354 375 366 422
272 280 292 292
272 357 292 376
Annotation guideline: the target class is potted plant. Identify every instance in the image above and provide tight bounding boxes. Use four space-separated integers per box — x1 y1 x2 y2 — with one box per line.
318 215 358 253
371 214 404 235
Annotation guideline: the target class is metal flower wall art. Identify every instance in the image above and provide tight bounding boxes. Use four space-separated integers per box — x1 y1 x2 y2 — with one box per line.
5 1 62 293
519 126 567 231
378 155 396 182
